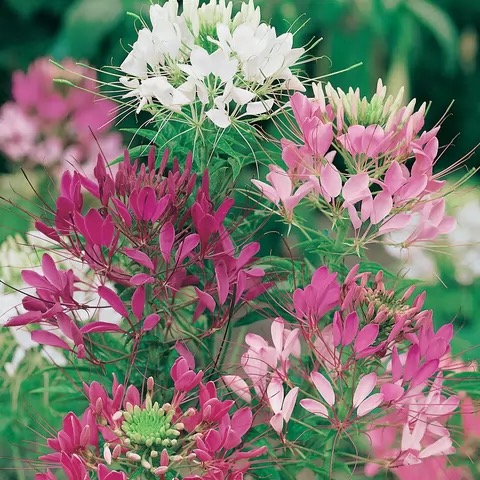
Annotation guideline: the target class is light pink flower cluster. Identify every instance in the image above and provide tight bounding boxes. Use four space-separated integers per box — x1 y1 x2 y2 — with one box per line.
0 58 122 175
253 80 457 246
36 353 264 480
225 264 465 475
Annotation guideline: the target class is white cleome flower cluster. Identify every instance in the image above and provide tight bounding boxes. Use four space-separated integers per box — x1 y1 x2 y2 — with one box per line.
119 0 305 128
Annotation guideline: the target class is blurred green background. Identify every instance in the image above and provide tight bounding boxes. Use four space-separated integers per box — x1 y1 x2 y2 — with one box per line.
0 0 479 478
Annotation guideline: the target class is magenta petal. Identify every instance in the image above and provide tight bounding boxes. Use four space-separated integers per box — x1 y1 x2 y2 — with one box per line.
31 330 71 351
159 222 175 262
342 312 359 346
131 285 146 320
98 286 129 318
123 248 155 271
130 273 154 285
215 261 229 305
41 254 62 289
142 314 161 332
81 322 123 334
175 234 200 264
5 311 42 327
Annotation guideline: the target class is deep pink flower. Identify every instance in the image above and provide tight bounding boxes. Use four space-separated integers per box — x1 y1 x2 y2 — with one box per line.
293 266 341 327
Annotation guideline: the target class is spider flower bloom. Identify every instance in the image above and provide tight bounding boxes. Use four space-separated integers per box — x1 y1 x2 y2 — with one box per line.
37 361 265 480
0 233 121 373
118 0 305 128
0 57 122 175
4 148 270 360
254 79 461 247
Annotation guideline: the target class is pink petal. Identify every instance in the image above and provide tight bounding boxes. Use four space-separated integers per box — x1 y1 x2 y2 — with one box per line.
370 190 393 225
299 399 328 418
378 213 411 234
269 412 284 434
159 222 175 262
354 324 379 353
282 387 299 422
271 318 285 353
142 314 161 332
343 173 370 204
267 378 284 415
267 166 292 201
31 330 70 351
123 248 154 271
98 286 129 318
131 285 145 320
353 373 377 408
310 372 335 406
320 163 342 199
418 436 452 459
223 375 252 403
357 393 384 417
251 180 280 205
380 383 404 402
342 312 359 346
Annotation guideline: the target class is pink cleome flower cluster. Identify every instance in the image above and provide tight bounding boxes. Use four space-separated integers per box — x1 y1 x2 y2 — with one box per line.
253 80 457 246
35 354 265 480
4 148 269 361
0 58 122 175
225 264 470 477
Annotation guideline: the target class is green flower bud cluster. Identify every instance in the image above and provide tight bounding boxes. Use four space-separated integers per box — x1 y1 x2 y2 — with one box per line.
121 400 183 449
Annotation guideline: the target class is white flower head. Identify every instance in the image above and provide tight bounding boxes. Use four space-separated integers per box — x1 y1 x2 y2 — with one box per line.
118 0 306 128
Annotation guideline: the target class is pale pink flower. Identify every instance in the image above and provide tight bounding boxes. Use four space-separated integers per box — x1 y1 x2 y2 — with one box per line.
252 165 314 221
267 378 299 434
300 371 384 419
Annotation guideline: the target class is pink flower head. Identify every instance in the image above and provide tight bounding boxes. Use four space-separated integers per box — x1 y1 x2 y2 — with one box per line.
267 378 299 434
300 371 383 419
0 57 123 175
171 356 204 392
97 465 127 480
293 266 341 327
252 165 313 221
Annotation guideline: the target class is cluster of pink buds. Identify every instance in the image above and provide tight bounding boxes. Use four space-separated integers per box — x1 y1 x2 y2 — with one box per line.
0 58 122 175
36 355 265 480
4 148 270 361
252 80 460 247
